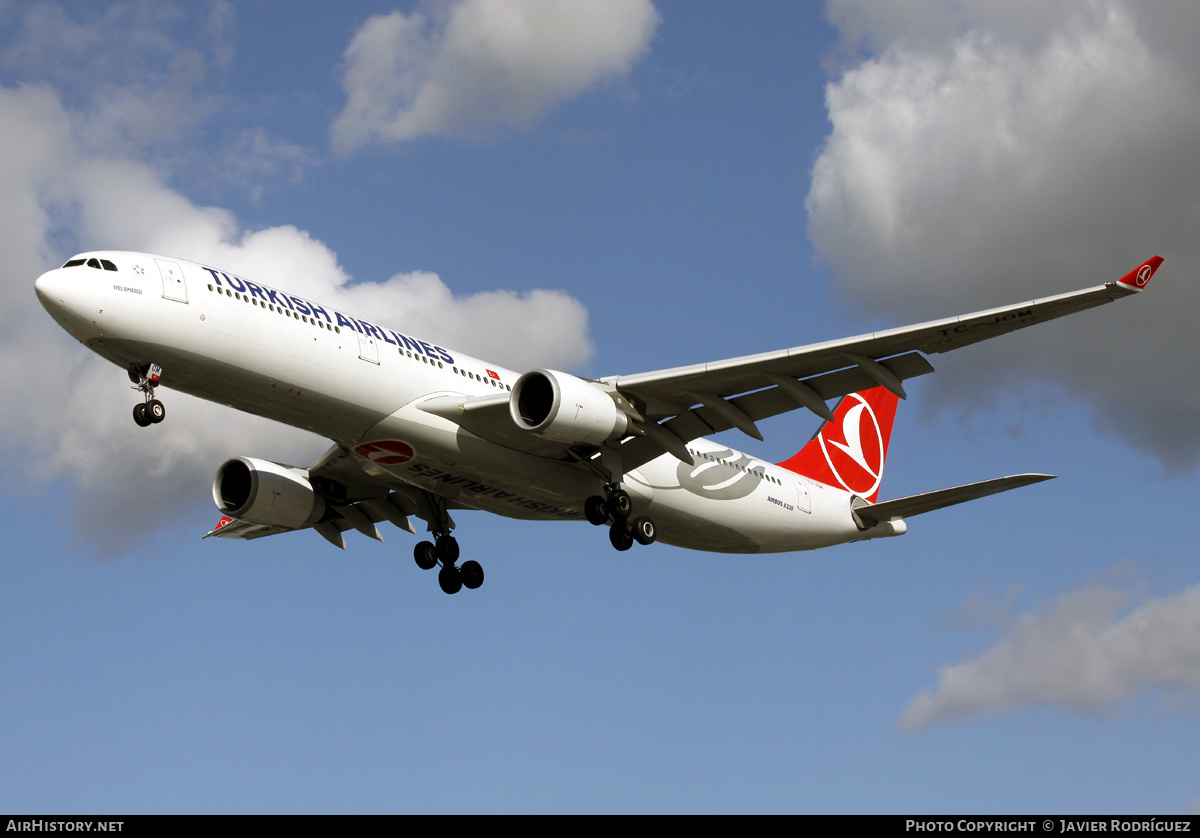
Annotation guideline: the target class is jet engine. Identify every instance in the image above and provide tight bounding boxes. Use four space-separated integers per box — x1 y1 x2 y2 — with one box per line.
212 457 326 528
510 369 629 446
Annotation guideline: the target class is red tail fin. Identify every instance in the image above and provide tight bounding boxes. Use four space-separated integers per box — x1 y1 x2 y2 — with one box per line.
776 386 899 502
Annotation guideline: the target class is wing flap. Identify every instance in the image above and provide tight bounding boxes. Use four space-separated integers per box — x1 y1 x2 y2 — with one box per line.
615 351 934 472
852 473 1055 526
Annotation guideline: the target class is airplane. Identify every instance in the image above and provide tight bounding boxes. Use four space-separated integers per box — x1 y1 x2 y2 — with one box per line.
34 251 1162 593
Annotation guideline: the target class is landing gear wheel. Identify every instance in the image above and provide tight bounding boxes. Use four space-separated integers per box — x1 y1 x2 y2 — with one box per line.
438 564 463 595
435 535 460 563
609 524 634 552
585 496 609 526
147 399 165 424
460 560 484 590
609 489 633 518
632 516 656 546
414 541 437 570
132 403 152 427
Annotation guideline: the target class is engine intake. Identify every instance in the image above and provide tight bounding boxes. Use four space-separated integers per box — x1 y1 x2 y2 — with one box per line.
213 457 326 528
510 369 629 446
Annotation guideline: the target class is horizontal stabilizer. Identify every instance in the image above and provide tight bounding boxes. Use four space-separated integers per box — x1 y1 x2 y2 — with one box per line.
853 473 1055 527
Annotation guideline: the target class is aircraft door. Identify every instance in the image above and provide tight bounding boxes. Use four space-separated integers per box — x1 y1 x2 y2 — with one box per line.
155 258 187 303
357 330 380 364
770 471 810 516
795 477 810 513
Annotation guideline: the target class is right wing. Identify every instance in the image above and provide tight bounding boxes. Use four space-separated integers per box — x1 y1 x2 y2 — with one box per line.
203 443 464 548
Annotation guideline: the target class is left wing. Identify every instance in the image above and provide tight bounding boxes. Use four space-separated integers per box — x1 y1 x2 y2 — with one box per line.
604 256 1162 471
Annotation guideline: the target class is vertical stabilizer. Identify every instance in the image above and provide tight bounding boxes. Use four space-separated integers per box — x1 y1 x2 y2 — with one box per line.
776 386 899 503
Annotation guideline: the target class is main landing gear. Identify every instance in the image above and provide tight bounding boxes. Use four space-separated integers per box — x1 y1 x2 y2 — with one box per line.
412 491 483 595
413 536 484 595
129 363 166 427
585 486 656 553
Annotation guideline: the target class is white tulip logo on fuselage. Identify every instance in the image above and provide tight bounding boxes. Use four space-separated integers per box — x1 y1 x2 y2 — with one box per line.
819 394 884 498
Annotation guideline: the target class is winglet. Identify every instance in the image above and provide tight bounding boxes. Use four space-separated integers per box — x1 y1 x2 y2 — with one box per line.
202 515 235 538
1115 255 1163 292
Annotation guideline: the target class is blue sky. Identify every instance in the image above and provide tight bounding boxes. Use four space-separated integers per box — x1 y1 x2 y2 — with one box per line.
3 0 1200 814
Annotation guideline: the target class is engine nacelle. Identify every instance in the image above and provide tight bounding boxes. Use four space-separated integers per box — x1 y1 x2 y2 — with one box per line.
212 457 326 528
510 369 629 446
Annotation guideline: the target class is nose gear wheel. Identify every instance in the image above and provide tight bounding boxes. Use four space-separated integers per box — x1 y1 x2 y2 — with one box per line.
129 363 166 427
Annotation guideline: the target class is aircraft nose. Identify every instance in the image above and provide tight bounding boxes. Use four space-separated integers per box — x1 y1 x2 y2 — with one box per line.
34 266 95 337
34 267 69 314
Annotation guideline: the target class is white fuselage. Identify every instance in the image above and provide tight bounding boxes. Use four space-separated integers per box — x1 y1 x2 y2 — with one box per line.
34 251 891 553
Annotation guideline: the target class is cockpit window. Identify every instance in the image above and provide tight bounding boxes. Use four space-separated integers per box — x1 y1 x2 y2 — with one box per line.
63 257 117 271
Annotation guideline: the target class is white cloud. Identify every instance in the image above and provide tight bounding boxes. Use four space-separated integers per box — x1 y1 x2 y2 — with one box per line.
900 580 1200 730
0 1 313 203
331 0 660 152
1 1 229 153
323 269 591 372
808 0 1200 467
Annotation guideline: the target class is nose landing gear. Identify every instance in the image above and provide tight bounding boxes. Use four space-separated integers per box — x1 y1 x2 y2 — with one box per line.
129 363 165 427
133 399 165 427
